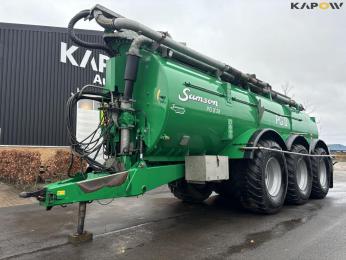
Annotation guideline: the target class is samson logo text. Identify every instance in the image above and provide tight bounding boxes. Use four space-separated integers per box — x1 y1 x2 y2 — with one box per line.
291 2 343 9
178 88 219 107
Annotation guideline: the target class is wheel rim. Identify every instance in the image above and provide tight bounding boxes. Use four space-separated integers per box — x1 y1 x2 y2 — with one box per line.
296 158 309 194
265 157 282 198
319 159 328 189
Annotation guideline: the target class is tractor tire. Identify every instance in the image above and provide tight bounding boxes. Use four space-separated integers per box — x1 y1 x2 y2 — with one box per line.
310 147 332 199
168 179 212 203
234 139 288 214
285 144 312 205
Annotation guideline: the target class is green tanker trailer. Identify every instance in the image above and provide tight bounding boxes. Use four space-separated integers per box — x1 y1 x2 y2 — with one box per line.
21 5 333 241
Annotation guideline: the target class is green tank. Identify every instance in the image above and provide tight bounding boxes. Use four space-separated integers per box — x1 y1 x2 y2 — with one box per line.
106 45 318 160
20 5 333 238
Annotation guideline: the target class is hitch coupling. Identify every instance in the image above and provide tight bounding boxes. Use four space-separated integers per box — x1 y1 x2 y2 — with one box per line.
19 188 46 201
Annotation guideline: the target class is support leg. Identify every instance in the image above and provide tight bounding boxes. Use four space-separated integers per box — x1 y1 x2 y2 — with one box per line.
68 202 93 244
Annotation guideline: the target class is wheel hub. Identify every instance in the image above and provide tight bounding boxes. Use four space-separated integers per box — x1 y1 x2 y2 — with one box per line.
296 158 309 194
319 159 328 189
265 157 282 198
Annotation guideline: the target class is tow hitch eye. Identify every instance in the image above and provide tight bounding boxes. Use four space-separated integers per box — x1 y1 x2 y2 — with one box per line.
19 188 46 202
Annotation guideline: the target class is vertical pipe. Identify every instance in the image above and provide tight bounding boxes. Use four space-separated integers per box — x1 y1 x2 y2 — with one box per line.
120 101 131 154
119 46 142 154
123 54 140 101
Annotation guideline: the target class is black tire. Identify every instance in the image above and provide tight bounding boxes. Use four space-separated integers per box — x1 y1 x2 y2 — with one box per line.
234 140 288 214
310 147 332 199
168 179 212 203
285 145 312 205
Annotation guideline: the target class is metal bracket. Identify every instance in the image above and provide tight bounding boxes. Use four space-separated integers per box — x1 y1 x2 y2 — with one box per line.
216 65 230 80
152 31 169 51
90 4 125 20
257 99 265 124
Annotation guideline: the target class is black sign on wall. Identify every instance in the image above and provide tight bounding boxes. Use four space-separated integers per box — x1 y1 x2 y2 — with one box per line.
0 23 109 146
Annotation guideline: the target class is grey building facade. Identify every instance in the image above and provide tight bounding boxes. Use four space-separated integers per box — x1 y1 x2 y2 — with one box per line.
0 23 108 145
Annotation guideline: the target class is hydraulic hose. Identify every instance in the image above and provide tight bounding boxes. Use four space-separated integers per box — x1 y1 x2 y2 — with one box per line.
68 9 114 56
65 86 113 171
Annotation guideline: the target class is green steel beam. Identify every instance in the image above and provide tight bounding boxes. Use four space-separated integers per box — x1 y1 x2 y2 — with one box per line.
42 164 184 208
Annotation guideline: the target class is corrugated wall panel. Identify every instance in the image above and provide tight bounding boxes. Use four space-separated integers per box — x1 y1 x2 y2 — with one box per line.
0 23 108 145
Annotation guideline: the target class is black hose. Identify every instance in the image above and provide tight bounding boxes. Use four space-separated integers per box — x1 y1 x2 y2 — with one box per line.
68 9 114 56
65 86 114 171
67 152 75 178
123 54 140 100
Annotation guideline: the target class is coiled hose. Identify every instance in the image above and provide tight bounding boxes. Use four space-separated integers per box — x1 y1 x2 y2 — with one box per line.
66 86 114 171
67 9 115 56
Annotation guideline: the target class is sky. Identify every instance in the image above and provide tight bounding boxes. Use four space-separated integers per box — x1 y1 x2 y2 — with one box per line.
1 0 345 144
